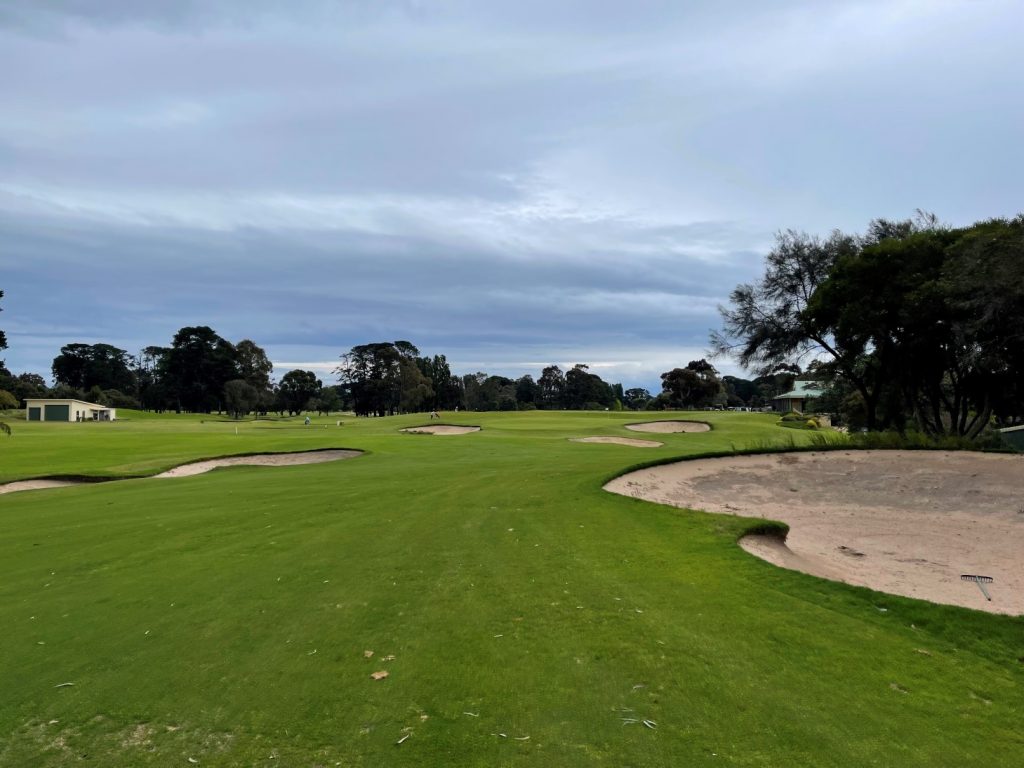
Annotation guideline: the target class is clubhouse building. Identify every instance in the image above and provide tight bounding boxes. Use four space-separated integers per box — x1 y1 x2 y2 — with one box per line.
25 398 117 422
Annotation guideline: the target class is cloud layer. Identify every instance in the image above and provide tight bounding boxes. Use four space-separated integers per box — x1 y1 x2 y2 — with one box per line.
2 1 1021 388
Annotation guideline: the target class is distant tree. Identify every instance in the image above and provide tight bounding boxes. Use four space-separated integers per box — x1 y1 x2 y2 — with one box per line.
235 340 273 389
417 354 462 410
48 383 83 400
278 369 322 415
338 341 424 416
2 372 47 407
0 389 17 410
660 359 723 409
538 365 566 409
515 375 540 406
161 326 239 412
311 387 342 415
622 388 652 410
223 379 259 419
0 291 7 434
52 343 135 393
564 364 614 409
134 346 172 412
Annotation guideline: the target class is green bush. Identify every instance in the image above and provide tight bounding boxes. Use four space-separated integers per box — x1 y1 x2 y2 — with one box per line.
805 419 818 429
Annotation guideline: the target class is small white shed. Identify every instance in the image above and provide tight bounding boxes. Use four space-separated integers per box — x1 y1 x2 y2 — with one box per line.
25 398 117 423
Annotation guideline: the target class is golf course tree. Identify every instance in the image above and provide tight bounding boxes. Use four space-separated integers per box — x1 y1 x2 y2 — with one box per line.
715 212 1024 436
537 365 566 408
515 374 540 407
563 364 615 410
161 326 240 413
309 385 342 415
277 369 322 415
223 379 259 419
416 354 463 410
659 359 724 409
133 346 173 412
51 343 135 394
622 387 652 410
0 290 7 434
235 339 275 414
337 341 435 416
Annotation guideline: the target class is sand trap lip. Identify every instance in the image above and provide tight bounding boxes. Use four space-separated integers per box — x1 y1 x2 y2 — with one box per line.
625 421 710 434
570 436 663 448
401 425 481 435
605 450 1024 614
0 449 361 494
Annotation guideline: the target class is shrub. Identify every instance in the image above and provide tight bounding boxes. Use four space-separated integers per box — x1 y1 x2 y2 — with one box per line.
805 419 818 429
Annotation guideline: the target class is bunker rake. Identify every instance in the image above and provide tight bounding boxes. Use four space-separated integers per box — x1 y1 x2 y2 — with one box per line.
961 574 994 601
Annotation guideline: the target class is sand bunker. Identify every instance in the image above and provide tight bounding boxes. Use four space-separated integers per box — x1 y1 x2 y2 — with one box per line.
152 449 361 478
401 425 481 435
625 421 710 434
605 450 1024 614
0 450 361 494
0 479 80 495
571 436 664 448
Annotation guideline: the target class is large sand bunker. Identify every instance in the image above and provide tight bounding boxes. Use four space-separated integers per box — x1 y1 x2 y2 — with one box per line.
625 421 710 434
401 425 480 435
571 436 664 448
605 450 1024 614
0 450 361 494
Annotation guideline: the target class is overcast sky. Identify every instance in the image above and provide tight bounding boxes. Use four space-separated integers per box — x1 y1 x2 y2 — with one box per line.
2 1 1021 390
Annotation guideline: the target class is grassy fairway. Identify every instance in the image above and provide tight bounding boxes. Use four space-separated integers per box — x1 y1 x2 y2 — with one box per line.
0 412 1021 766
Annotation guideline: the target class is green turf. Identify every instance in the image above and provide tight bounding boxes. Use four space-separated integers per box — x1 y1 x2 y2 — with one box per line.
1 411 1021 766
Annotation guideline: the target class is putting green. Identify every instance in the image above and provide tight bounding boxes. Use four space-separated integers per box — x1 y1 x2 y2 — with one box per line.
0 410 1020 767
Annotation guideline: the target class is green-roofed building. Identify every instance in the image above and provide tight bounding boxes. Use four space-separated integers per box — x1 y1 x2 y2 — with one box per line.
773 380 825 414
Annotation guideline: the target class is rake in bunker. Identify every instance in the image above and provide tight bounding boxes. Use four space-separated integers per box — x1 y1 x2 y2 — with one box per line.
961 574 993 601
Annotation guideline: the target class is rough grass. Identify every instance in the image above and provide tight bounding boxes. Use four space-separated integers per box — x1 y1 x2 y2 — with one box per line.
0 410 1021 766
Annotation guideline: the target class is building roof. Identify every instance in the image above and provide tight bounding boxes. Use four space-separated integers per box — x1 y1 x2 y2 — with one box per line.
24 398 111 409
773 380 825 400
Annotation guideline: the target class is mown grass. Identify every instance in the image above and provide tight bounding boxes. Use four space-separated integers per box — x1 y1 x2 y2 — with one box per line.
0 410 1021 766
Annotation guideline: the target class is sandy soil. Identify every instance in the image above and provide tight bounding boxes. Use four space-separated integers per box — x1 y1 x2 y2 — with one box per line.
0 479 80 495
570 436 664 448
0 450 361 494
605 451 1024 614
153 449 361 478
401 425 481 435
625 421 711 434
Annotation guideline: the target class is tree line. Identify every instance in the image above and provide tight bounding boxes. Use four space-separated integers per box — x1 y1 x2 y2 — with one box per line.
713 212 1024 437
1 313 783 419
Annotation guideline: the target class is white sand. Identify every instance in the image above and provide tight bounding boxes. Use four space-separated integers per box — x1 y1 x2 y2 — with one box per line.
401 425 481 435
605 450 1024 614
570 436 663 448
152 449 361 478
0 450 361 493
625 421 711 434
0 479 80 494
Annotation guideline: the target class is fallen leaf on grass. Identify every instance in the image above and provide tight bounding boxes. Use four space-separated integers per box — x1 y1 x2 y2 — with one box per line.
370 670 389 680
382 655 396 661
364 650 374 659
54 682 74 688
396 734 410 745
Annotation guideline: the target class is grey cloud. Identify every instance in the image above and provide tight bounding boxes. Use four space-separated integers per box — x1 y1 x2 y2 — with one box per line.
2 0 1021 391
